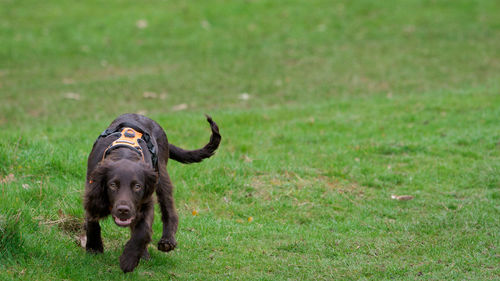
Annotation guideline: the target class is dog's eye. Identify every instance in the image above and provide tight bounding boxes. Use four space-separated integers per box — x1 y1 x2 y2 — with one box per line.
134 184 142 192
109 182 118 191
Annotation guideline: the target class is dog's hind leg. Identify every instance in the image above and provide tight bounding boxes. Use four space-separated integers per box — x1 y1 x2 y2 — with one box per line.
156 167 178 252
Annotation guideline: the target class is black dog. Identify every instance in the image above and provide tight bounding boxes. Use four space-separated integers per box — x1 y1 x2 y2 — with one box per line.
83 113 221 272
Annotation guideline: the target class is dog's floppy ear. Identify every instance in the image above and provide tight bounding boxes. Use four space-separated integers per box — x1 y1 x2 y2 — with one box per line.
141 163 158 199
84 160 112 219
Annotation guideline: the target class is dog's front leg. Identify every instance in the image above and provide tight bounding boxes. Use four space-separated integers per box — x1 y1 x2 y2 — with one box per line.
85 218 104 253
119 203 153 273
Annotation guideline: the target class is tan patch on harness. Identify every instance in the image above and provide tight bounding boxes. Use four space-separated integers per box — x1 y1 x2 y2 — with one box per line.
103 127 145 161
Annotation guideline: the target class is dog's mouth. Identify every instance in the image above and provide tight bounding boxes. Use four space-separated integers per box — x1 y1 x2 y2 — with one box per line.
113 216 134 227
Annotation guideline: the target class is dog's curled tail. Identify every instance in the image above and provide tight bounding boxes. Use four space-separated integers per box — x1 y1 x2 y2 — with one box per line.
168 115 221 164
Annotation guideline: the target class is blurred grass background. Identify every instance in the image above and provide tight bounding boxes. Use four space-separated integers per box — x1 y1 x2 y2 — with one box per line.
1 0 499 280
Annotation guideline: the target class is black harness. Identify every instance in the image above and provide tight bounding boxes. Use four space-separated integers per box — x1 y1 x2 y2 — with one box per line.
95 122 158 170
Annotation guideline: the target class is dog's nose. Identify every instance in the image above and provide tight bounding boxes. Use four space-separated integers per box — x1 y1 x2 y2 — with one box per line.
117 205 130 216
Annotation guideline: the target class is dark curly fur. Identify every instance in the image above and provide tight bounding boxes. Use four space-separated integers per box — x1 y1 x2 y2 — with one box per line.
83 113 221 273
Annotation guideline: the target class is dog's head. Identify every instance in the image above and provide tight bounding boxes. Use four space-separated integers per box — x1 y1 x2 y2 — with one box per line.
84 159 157 227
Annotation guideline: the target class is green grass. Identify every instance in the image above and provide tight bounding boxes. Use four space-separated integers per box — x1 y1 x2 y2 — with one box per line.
1 0 499 279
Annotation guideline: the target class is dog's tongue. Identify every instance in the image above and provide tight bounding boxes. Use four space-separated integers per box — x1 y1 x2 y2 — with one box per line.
114 216 132 227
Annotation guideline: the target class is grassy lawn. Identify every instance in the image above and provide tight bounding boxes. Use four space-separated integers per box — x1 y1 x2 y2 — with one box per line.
1 0 499 279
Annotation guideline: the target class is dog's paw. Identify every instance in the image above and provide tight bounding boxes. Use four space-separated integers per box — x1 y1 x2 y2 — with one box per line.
85 241 104 254
157 237 177 252
120 254 140 273
141 248 151 260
